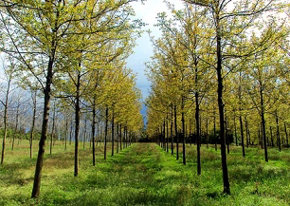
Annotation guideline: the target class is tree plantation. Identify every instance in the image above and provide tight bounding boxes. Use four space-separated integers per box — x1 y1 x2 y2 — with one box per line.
0 0 289 205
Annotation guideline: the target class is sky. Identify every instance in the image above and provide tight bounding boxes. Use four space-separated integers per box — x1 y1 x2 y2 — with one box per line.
127 0 185 122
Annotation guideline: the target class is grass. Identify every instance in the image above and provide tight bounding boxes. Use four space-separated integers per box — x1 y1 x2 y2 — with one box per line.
0 139 289 206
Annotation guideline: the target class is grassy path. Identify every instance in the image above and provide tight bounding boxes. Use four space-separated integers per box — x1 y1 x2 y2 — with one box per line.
0 142 289 205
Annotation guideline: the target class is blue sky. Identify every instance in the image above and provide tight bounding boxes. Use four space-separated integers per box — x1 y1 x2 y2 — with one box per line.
127 0 185 121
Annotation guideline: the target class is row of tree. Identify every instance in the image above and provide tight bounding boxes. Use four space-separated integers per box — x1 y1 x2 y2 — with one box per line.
0 0 143 198
146 0 289 195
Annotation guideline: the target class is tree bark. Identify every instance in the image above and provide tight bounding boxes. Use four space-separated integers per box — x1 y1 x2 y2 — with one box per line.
12 95 20 151
1 76 11 164
50 101 56 155
259 82 268 161
31 56 54 198
170 107 174 155
116 124 119 153
216 15 230 194
225 116 229 154
30 90 37 158
166 117 169 153
233 112 238 146
111 108 115 156
74 71 81 177
284 122 288 147
83 117 87 149
270 126 274 147
91 96 96 166
64 116 68 150
120 124 122 151
174 105 179 160
69 119 73 145
104 107 108 160
214 111 217 151
181 96 186 165
275 110 281 151
195 91 201 175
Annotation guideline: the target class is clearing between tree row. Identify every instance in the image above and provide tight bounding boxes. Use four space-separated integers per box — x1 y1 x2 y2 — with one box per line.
0 141 289 206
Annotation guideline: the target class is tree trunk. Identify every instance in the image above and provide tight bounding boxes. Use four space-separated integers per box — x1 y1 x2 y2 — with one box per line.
233 112 238 146
239 115 245 157
275 110 281 151
206 118 209 148
69 119 73 145
163 121 166 150
270 126 274 147
30 90 37 158
111 108 115 156
214 111 217 151
216 17 230 194
245 117 249 148
195 91 201 175
12 96 20 151
116 124 119 153
181 96 186 165
83 118 87 150
64 116 68 151
170 107 174 155
119 124 122 151
284 122 288 147
31 56 54 198
259 83 268 161
50 101 56 155
123 125 126 149
91 96 96 166
74 72 81 177
1 76 11 164
225 116 229 154
104 107 108 160
166 117 169 153
174 105 179 160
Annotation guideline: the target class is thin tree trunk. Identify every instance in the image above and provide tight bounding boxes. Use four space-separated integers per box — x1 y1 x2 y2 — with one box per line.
30 90 37 158
195 91 201 175
170 107 174 155
1 76 11 164
216 16 230 194
166 117 169 153
50 101 56 155
233 112 238 146
123 125 126 149
259 83 268 161
69 119 73 145
270 126 274 147
83 118 87 150
239 73 245 157
64 116 68 151
206 118 209 149
111 108 115 156
284 122 288 147
239 115 245 157
182 96 186 165
31 55 54 198
74 72 81 177
119 124 122 151
225 116 229 154
91 96 96 166
174 105 178 160
275 110 281 151
116 124 119 153
245 117 249 148
104 107 108 160
214 111 217 151
12 96 20 151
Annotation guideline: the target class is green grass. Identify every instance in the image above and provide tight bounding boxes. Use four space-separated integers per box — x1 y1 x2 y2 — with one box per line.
0 139 289 206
